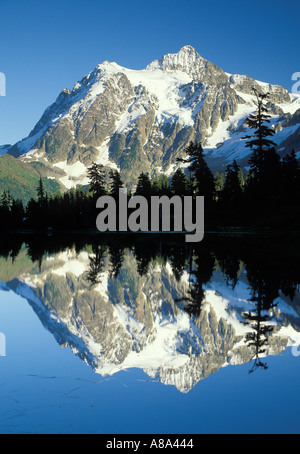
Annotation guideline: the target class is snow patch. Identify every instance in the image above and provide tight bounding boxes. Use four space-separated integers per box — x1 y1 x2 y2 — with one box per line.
52 250 89 277
95 139 120 170
54 160 90 189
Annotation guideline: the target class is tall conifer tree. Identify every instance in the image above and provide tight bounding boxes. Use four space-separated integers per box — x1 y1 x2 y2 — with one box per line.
177 141 215 202
243 89 276 183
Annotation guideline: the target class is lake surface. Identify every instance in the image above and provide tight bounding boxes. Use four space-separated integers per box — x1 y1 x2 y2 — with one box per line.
0 233 299 434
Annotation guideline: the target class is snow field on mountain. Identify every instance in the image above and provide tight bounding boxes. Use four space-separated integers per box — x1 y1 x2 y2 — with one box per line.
205 92 300 161
123 67 194 126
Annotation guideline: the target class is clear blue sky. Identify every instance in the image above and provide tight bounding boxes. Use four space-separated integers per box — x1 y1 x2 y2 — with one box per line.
0 0 299 145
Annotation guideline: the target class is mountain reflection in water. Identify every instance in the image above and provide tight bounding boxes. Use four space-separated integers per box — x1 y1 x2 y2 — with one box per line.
0 233 299 393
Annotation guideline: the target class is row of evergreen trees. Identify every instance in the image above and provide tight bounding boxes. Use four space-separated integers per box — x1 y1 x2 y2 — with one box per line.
0 89 299 231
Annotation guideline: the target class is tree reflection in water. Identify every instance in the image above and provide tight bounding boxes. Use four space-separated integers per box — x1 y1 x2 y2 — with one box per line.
0 233 299 375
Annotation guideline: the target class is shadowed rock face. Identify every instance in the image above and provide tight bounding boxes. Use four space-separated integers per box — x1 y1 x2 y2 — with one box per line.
5 46 299 189
1 242 299 393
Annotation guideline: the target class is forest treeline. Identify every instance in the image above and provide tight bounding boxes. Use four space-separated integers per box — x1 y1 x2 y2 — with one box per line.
0 90 299 232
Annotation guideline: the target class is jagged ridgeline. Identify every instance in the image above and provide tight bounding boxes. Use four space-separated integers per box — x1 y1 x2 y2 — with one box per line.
1 45 299 202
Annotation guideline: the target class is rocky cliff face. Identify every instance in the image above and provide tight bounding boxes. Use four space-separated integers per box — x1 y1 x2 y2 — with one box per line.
1 245 300 393
4 45 300 189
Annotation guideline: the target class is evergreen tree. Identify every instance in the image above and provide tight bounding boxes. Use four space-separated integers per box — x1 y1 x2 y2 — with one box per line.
175 247 215 318
135 172 152 198
243 89 277 184
85 244 107 285
220 160 243 205
214 171 225 200
177 141 215 202
0 190 13 230
1 190 13 209
169 244 189 281
151 174 170 196
109 169 124 199
170 168 189 196
243 89 276 152
109 244 124 279
87 162 107 198
37 177 46 206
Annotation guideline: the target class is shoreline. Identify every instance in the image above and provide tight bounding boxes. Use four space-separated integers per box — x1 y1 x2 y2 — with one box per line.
0 227 299 238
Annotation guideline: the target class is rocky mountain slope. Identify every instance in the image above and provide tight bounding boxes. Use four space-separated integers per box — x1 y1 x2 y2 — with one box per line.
1 245 300 393
2 45 300 193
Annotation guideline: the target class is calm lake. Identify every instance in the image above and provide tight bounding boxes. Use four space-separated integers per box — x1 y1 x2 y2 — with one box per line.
0 233 299 434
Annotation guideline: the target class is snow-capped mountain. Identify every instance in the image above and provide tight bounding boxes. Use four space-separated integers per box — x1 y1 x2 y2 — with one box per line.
1 245 300 393
4 45 300 189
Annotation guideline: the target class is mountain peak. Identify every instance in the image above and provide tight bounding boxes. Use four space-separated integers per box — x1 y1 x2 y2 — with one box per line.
145 45 229 85
177 44 201 57
146 45 204 72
